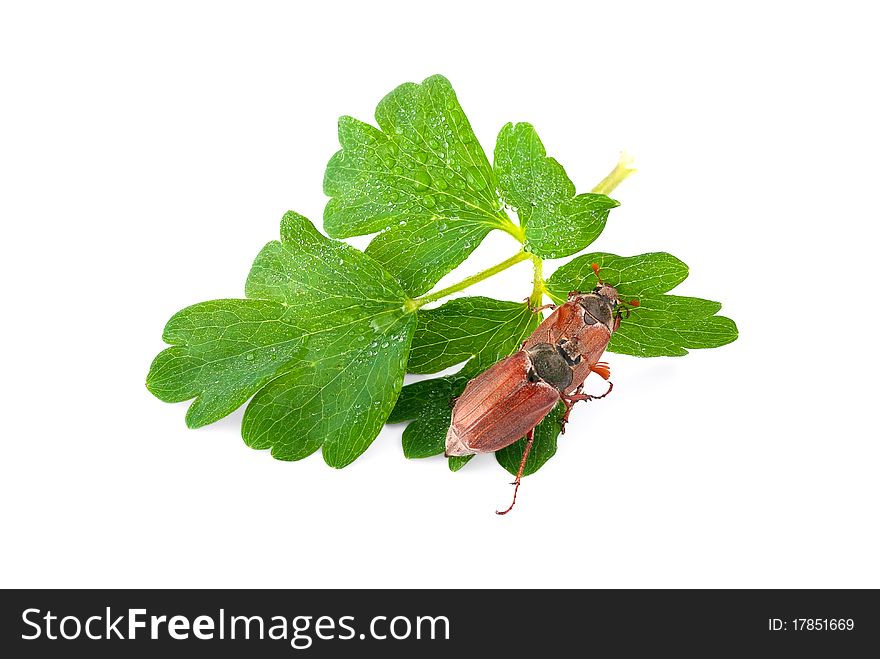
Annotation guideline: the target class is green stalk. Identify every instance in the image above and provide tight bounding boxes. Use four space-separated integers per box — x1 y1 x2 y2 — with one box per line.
406 251 531 311
497 219 526 242
592 152 636 196
528 256 545 308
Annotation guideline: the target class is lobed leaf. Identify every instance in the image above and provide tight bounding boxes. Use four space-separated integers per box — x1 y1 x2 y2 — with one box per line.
494 122 619 259
147 212 418 467
146 300 306 429
547 252 738 356
607 295 738 357
547 251 690 300
323 75 516 297
323 79 623 298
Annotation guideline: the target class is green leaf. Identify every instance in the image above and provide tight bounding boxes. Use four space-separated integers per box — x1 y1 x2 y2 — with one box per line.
546 251 689 300
146 300 306 429
495 403 565 477
147 211 418 467
608 295 738 357
494 122 619 259
389 297 541 462
323 74 517 297
407 296 539 374
547 252 738 357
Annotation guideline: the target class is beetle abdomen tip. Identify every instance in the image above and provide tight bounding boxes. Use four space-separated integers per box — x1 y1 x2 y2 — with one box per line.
444 425 473 457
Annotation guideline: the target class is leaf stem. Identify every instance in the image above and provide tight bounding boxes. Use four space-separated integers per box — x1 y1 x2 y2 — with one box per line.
407 251 531 311
592 152 636 196
528 256 545 308
497 218 525 242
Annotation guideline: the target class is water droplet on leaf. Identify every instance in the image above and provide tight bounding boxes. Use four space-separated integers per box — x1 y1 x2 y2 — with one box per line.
413 171 431 191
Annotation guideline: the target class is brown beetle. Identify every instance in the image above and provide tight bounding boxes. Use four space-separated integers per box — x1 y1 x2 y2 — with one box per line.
445 264 637 514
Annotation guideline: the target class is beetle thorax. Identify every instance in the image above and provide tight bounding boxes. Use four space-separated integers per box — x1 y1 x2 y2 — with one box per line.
525 343 573 392
575 292 617 331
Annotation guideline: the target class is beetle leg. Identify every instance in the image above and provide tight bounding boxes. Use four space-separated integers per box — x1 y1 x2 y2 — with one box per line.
524 295 557 314
496 428 535 516
560 381 614 433
565 380 613 404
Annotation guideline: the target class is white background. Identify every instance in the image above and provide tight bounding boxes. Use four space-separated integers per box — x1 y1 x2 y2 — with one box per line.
1 1 878 589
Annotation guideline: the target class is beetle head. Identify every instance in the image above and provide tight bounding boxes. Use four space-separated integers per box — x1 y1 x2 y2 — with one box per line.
592 283 620 305
563 263 617 331
568 264 638 332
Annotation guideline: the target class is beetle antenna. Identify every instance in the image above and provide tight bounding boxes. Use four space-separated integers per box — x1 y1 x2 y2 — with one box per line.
496 428 535 515
591 262 604 285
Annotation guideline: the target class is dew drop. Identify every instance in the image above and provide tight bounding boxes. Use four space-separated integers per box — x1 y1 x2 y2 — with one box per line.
379 142 397 159
465 166 484 188
413 171 431 192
